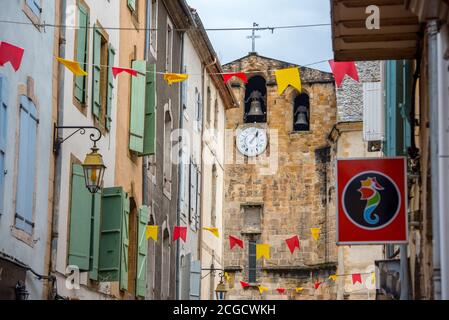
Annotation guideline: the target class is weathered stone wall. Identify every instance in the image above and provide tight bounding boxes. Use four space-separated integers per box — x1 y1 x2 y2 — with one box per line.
222 54 338 300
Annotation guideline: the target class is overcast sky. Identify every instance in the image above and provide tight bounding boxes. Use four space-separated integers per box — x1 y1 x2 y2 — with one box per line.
187 0 333 72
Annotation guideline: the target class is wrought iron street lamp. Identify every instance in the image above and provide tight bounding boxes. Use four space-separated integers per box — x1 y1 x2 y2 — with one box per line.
53 125 105 193
215 273 228 300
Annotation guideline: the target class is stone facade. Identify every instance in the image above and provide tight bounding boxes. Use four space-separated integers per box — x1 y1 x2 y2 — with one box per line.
222 53 338 300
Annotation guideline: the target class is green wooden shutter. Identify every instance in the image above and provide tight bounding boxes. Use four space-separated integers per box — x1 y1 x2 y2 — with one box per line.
92 25 102 118
89 192 102 280
99 187 128 283
129 60 147 153
106 45 115 131
136 206 149 297
68 164 92 271
141 63 156 156
128 0 136 11
74 3 89 103
120 194 130 290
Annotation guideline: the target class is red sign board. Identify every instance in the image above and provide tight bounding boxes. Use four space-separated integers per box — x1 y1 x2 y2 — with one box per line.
337 157 408 244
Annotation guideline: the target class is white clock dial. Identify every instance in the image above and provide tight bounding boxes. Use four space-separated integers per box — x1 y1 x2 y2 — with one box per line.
236 127 268 157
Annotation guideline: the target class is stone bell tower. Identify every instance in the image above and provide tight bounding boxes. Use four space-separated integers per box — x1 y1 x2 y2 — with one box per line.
222 53 339 300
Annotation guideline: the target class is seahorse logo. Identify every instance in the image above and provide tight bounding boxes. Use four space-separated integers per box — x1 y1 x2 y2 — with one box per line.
358 177 384 225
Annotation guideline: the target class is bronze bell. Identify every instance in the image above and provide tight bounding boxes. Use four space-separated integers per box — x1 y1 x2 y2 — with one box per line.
247 99 264 116
295 106 308 126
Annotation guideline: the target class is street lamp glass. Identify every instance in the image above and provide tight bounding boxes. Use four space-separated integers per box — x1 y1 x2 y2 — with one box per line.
82 147 106 193
215 281 227 300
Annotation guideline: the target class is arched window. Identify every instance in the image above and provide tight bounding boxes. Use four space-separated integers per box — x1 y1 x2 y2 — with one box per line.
293 92 310 132
244 76 267 123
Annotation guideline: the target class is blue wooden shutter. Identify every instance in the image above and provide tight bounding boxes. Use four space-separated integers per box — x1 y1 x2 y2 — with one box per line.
106 45 115 130
68 164 92 271
142 63 156 156
89 192 102 280
99 187 128 283
15 96 37 234
92 26 102 118
129 60 147 153
0 76 7 217
189 260 201 300
26 0 42 16
136 206 148 297
74 3 89 103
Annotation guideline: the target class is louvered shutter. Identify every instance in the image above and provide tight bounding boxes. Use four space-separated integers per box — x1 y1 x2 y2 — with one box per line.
92 26 102 118
136 206 149 297
189 260 201 300
89 192 102 280
106 45 115 130
129 60 147 153
141 63 156 155
74 4 89 103
363 82 384 141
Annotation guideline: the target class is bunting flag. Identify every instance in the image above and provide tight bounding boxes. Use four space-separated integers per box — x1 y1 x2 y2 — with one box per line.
223 72 248 84
285 235 300 254
274 67 302 94
229 235 244 249
314 281 322 290
352 273 362 284
56 57 88 76
328 60 359 87
258 286 269 294
295 287 304 293
329 274 338 281
0 41 25 71
276 288 285 294
224 272 230 283
240 281 250 289
112 67 137 78
256 244 270 260
311 228 321 241
146 225 158 241
164 73 189 85
371 272 376 284
173 226 187 242
203 227 219 238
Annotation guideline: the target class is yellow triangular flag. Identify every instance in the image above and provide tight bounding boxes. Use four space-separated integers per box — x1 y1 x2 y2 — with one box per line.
203 227 219 238
275 67 301 94
224 272 230 283
164 73 189 85
329 274 338 281
56 57 88 76
256 244 270 260
295 287 304 293
371 272 376 284
258 286 268 294
146 225 158 241
311 228 321 241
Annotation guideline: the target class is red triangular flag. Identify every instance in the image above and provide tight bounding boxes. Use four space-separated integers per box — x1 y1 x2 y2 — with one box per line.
112 67 138 79
229 235 244 250
328 60 359 87
276 288 285 294
0 41 25 72
352 273 362 284
173 226 187 242
285 235 300 254
240 281 250 288
314 281 322 289
223 72 248 84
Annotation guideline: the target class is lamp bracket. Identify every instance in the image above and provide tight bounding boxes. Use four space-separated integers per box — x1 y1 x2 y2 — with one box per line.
53 124 102 154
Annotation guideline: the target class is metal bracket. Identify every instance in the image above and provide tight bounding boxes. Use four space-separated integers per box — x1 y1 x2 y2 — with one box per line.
53 124 102 154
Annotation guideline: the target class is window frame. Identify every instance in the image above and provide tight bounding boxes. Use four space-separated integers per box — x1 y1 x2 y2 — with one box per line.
165 19 173 72
22 0 43 30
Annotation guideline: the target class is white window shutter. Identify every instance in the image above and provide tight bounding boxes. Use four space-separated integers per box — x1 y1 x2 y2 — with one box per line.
363 82 384 141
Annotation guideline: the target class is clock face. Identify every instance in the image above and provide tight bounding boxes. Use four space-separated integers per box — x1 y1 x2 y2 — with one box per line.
236 127 268 157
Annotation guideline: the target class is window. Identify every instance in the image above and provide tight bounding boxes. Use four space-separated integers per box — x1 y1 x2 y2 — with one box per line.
213 98 219 133
0 76 7 217
163 105 173 196
206 87 211 127
244 76 267 123
148 0 158 54
293 92 310 132
165 21 173 72
92 25 114 131
74 0 89 106
195 88 202 132
162 227 170 299
15 96 38 235
248 240 257 283
243 205 262 233
211 165 217 227
189 160 199 231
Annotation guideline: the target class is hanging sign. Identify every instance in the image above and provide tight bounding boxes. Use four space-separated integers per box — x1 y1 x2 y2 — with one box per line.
337 157 408 244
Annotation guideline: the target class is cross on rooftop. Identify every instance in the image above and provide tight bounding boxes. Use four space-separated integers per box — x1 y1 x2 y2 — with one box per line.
247 22 261 53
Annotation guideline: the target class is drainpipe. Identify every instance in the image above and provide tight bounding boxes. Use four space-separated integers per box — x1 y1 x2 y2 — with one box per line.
48 0 66 299
437 24 449 300
175 31 185 301
428 19 441 300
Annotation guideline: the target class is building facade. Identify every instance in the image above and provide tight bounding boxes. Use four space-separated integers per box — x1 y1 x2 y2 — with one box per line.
0 0 57 300
222 53 338 300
